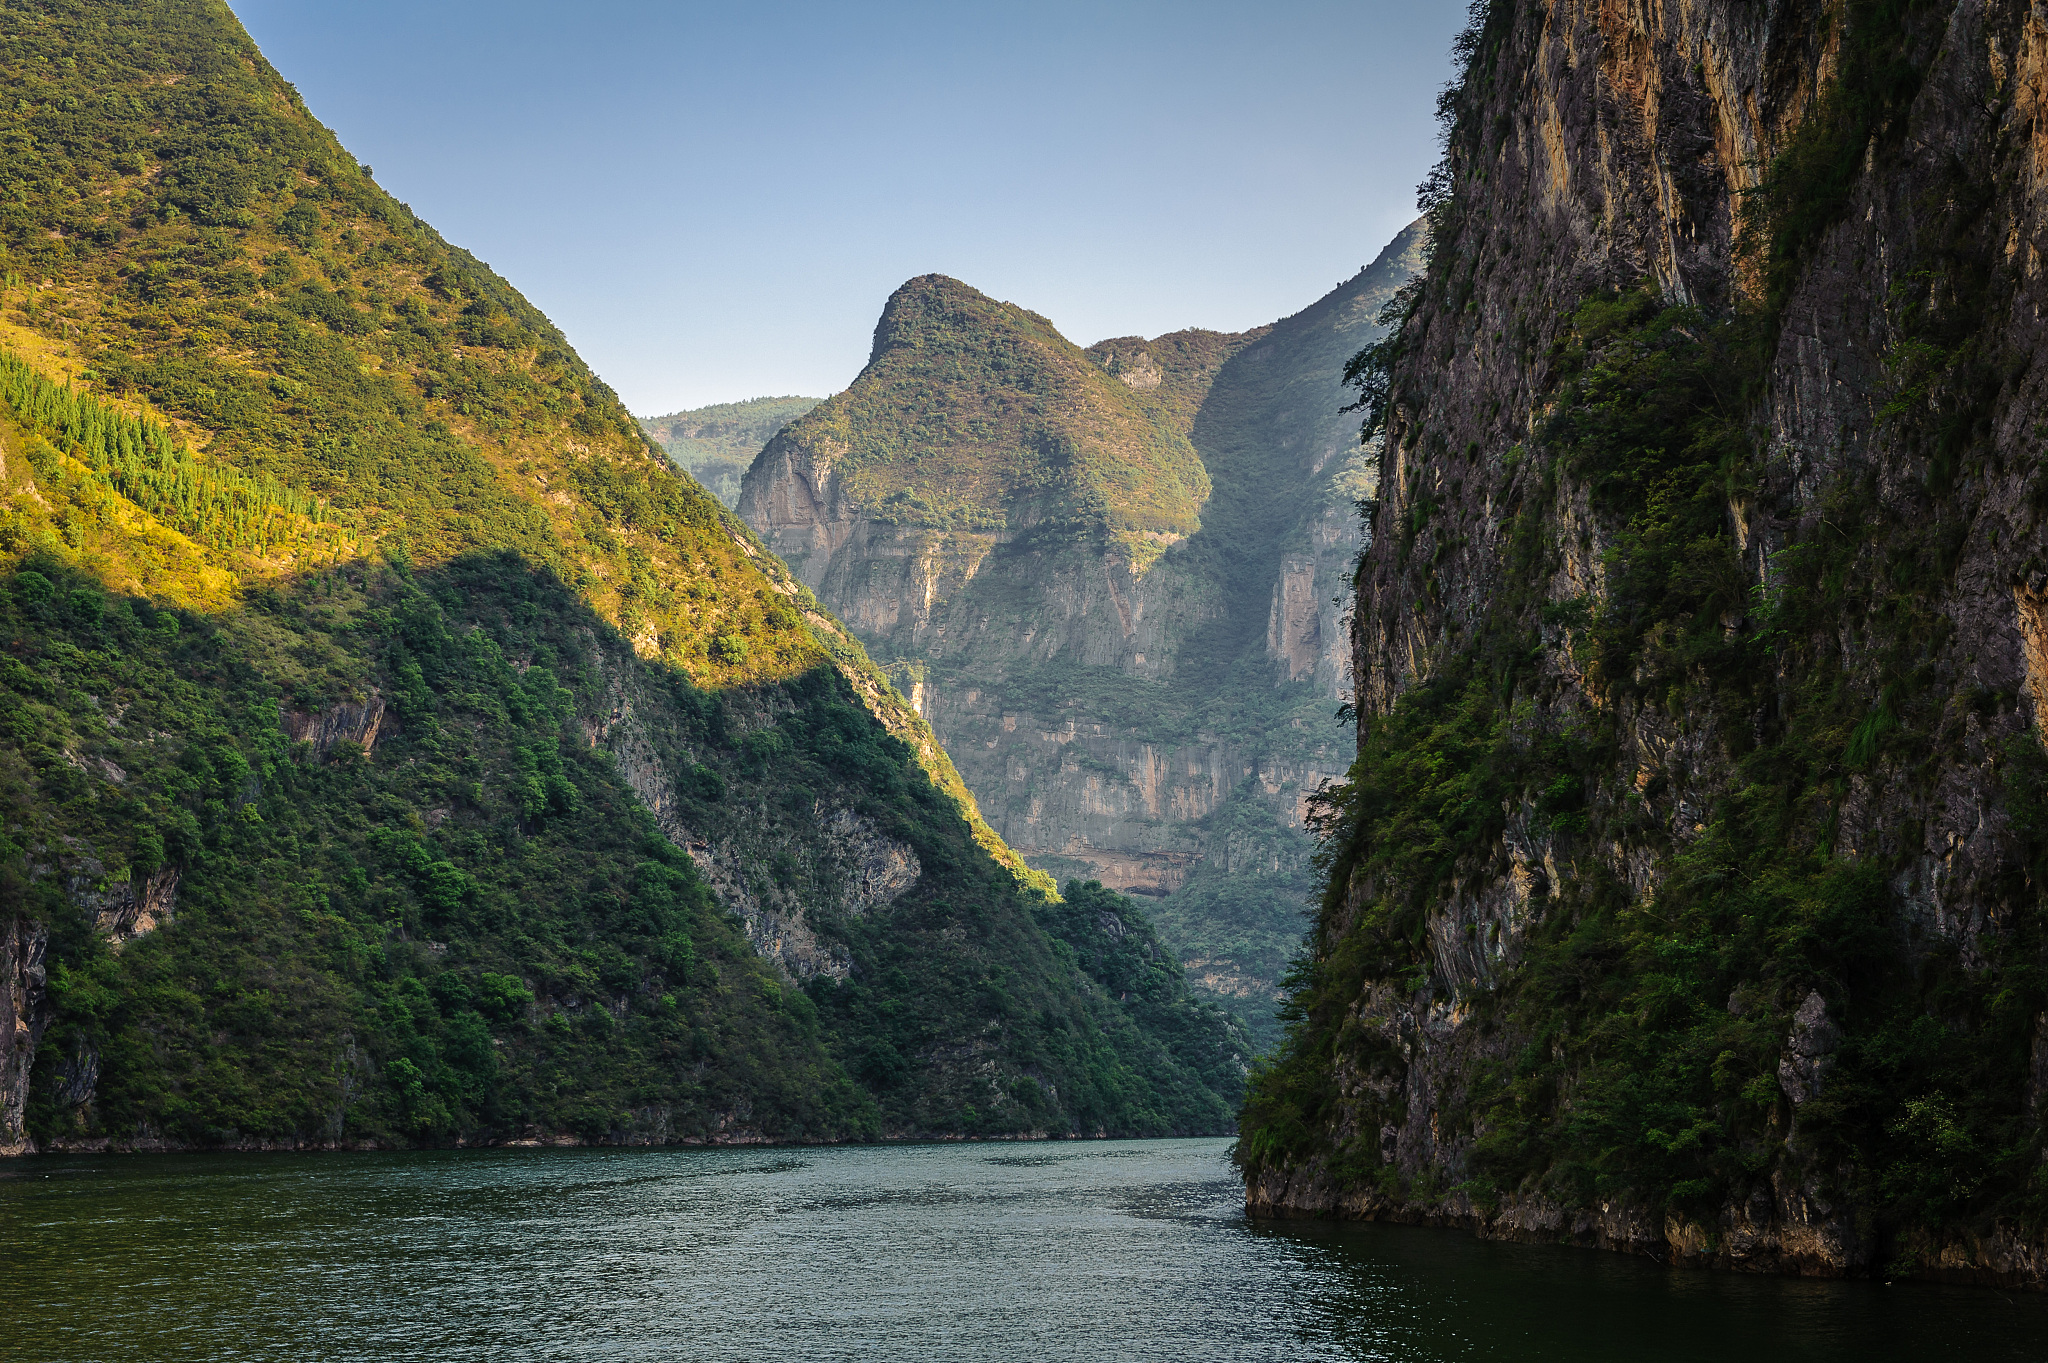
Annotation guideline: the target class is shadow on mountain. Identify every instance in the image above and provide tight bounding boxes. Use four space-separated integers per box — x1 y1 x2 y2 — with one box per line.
1 548 1248 1152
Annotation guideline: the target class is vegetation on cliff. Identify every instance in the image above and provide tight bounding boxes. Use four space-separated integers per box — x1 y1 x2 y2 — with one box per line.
4 542 1243 1145
816 876 1249 1135
1246 292 2046 1230
1238 0 2048 1267
741 232 1424 1053
0 0 1242 1150
770 276 1212 563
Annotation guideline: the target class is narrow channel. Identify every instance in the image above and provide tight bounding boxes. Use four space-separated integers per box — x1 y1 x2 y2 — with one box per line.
8 1139 2044 1361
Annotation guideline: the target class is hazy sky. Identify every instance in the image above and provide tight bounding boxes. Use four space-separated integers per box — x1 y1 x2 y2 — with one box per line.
228 1 1465 415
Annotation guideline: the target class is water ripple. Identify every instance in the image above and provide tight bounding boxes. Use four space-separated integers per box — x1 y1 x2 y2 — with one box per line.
7 1137 2046 1362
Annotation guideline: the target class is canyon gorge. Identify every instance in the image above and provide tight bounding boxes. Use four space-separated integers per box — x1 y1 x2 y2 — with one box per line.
737 226 1426 1042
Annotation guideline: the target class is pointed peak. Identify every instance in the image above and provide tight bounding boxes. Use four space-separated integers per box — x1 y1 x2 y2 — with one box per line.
868 275 1061 365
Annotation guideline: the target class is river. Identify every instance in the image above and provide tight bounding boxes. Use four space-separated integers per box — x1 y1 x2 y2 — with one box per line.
6 1136 2044 1360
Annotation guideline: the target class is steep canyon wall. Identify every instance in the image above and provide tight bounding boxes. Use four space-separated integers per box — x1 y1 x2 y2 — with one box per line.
1241 0 2048 1288
741 234 1425 1039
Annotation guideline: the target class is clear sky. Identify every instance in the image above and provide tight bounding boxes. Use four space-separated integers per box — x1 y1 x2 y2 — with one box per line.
227 1 1466 415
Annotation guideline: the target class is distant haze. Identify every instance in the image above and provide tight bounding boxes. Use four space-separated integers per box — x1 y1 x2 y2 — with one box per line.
228 0 1466 413
642 396 824 508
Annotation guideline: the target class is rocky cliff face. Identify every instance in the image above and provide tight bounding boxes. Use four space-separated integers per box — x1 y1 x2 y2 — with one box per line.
0 915 47 1155
740 235 1424 1041
1241 0 2048 1289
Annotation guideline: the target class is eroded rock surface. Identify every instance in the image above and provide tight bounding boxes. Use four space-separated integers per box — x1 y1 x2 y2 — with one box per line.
0 915 48 1155
1248 0 2048 1289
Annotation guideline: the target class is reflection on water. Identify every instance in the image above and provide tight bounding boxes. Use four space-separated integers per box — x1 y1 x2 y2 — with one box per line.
5 1137 2044 1361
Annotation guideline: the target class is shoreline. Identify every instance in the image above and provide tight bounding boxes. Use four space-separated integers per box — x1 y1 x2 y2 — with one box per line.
1245 1164 2048 1295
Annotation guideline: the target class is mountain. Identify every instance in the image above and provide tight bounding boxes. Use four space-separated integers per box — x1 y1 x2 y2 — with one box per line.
641 396 822 507
1238 0 2048 1287
0 0 1246 1154
738 232 1424 1048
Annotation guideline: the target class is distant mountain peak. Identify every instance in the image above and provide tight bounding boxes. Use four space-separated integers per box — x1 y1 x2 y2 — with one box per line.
762 273 1213 563
737 224 1430 1052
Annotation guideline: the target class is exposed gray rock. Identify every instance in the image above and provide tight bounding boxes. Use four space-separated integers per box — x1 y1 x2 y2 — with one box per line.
1777 991 1842 1107
0 915 49 1155
1251 0 2048 1290
90 866 180 946
578 627 920 982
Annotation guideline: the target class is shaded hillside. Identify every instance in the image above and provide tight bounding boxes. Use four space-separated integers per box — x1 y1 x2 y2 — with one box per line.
0 0 1245 1153
740 228 1425 1049
1134 228 1427 1031
1240 0 2048 1288
641 396 821 507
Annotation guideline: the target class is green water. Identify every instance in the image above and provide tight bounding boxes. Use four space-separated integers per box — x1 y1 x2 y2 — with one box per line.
5 1137 2043 1360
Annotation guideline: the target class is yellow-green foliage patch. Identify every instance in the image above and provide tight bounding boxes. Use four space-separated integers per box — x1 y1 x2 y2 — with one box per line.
778 276 1212 566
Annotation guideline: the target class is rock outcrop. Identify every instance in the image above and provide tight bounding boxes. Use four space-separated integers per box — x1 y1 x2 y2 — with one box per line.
280 693 393 756
579 623 924 982
640 396 822 508
0 915 48 1155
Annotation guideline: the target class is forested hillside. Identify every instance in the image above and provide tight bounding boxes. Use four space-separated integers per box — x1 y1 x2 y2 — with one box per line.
0 0 1245 1153
1240 0 2048 1288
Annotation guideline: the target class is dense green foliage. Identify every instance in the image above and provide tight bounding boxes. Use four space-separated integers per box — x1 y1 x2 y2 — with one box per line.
774 276 1211 559
8 552 873 1146
0 0 1242 1149
0 0 816 679
7 545 1245 1145
640 396 821 508
0 0 1015 847
1242 280 2048 1238
811 877 1249 1135
1035 880 1251 1118
1 351 340 559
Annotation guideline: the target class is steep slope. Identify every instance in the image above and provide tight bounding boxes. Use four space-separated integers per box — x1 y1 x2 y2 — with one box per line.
1241 0 2048 1287
641 395 822 507
750 275 1215 564
0 0 1244 1153
739 234 1423 1047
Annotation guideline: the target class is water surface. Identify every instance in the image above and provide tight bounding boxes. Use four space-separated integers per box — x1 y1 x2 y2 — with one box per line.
7 1137 2044 1360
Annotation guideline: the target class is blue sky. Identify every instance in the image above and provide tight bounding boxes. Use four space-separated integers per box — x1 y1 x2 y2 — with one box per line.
228 1 1467 414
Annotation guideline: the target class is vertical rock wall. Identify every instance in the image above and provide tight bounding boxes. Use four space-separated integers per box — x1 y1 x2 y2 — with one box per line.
1 914 48 1154
1247 0 2048 1287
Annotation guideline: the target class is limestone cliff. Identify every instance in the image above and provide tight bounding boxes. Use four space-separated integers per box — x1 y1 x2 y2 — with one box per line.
0 915 47 1156
740 233 1425 1042
1241 0 2048 1290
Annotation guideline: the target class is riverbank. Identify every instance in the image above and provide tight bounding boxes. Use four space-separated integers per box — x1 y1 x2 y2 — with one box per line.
1247 1160 2048 1294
